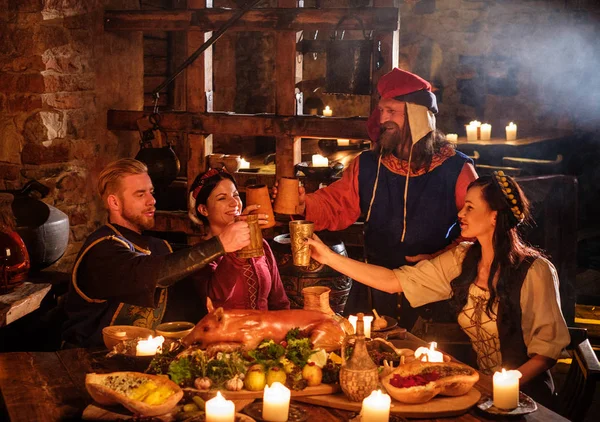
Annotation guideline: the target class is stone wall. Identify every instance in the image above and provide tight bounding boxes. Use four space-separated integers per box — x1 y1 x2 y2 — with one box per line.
0 0 143 272
397 0 600 136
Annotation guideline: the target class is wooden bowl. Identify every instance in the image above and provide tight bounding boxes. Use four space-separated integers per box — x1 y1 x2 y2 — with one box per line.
155 321 195 339
102 325 155 350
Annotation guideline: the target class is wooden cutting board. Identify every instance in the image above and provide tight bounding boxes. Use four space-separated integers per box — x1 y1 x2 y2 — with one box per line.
295 387 481 418
189 383 340 400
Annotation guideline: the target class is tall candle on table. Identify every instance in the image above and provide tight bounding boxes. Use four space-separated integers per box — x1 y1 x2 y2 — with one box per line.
446 133 458 143
348 315 358 333
480 123 492 141
493 369 522 410
136 335 164 356
506 122 517 141
205 391 235 422
363 315 374 338
466 124 478 142
262 382 291 421
361 389 391 422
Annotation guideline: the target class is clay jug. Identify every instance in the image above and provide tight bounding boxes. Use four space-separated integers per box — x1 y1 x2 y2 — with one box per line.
302 286 334 315
339 313 379 402
273 177 299 215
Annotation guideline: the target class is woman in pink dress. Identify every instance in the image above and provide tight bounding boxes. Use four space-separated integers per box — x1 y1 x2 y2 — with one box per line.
189 168 290 311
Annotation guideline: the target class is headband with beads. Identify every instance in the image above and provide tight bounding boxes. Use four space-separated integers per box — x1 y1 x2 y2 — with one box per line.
191 167 229 200
493 171 524 225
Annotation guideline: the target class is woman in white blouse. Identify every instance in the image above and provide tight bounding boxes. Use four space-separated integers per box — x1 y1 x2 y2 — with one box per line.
306 172 569 406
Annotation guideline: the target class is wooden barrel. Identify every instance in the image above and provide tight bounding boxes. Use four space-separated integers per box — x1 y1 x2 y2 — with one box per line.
270 234 352 314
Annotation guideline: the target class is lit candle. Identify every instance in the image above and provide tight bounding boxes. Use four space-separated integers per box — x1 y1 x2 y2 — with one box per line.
469 120 482 127
262 382 291 422
446 133 458 143
506 122 517 141
493 369 522 410
414 341 444 363
363 315 374 339
480 123 492 141
135 335 164 356
337 138 350 146
205 391 235 422
361 389 391 422
322 106 333 117
348 315 358 333
466 124 478 142
311 154 329 167
239 158 250 169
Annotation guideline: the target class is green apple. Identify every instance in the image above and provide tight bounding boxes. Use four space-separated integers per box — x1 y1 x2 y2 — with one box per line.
266 366 287 386
301 362 323 387
244 364 267 391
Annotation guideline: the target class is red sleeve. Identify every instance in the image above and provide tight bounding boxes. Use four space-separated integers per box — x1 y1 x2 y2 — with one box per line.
264 243 291 310
305 156 362 231
455 162 478 211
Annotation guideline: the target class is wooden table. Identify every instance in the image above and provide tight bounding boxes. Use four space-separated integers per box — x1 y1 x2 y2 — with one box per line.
0 341 569 421
0 282 51 328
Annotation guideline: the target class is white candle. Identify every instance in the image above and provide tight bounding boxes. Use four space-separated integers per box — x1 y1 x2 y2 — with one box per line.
414 341 444 363
466 124 478 142
361 389 391 422
311 154 329 167
446 133 458 143
348 315 358 334
135 335 164 356
506 122 517 141
206 391 235 422
337 138 350 146
469 120 482 127
322 106 333 117
363 315 374 339
493 369 522 410
239 158 250 169
480 123 492 141
262 382 291 422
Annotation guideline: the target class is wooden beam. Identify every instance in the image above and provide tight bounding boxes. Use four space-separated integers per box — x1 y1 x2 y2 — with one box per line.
371 0 399 111
104 8 399 32
107 110 369 139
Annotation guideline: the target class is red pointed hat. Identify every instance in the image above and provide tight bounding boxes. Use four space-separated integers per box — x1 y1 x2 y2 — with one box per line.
377 68 432 99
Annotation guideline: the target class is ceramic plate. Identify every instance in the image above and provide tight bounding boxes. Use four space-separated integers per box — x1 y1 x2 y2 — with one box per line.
477 391 538 416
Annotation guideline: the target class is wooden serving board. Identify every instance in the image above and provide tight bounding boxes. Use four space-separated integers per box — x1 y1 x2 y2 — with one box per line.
189 383 340 400
82 405 256 421
295 387 481 418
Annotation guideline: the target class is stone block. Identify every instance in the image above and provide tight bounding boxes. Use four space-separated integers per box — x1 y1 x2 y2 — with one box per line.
0 163 20 181
42 92 95 110
66 108 95 138
69 139 98 161
20 163 69 179
21 142 69 164
23 110 66 143
7 94 42 113
1 56 45 73
33 24 70 54
42 44 90 74
55 171 88 205
43 72 95 92
0 117 22 164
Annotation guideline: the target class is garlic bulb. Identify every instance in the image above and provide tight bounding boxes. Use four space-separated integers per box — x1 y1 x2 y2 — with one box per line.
225 375 244 391
194 376 212 390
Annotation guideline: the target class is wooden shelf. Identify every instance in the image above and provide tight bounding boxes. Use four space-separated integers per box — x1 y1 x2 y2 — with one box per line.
105 8 398 32
107 110 369 139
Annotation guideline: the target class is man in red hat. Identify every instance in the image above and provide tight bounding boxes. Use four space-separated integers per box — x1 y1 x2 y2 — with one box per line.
291 68 477 326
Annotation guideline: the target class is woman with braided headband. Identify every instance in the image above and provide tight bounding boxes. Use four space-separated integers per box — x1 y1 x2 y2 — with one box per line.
306 172 569 406
188 168 290 311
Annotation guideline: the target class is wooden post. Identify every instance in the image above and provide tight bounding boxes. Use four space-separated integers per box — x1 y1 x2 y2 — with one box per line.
275 0 301 181
187 133 212 185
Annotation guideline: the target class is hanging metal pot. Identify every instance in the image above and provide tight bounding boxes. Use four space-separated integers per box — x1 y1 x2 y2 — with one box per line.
325 15 372 95
135 113 181 187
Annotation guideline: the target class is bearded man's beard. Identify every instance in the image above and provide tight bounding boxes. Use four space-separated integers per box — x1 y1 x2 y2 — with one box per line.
122 207 155 231
375 121 410 158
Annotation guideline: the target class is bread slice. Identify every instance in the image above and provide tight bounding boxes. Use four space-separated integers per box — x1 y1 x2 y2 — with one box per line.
85 372 183 416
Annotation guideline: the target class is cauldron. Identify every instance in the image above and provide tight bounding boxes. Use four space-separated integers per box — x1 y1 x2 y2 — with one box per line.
270 233 352 314
1 181 70 271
